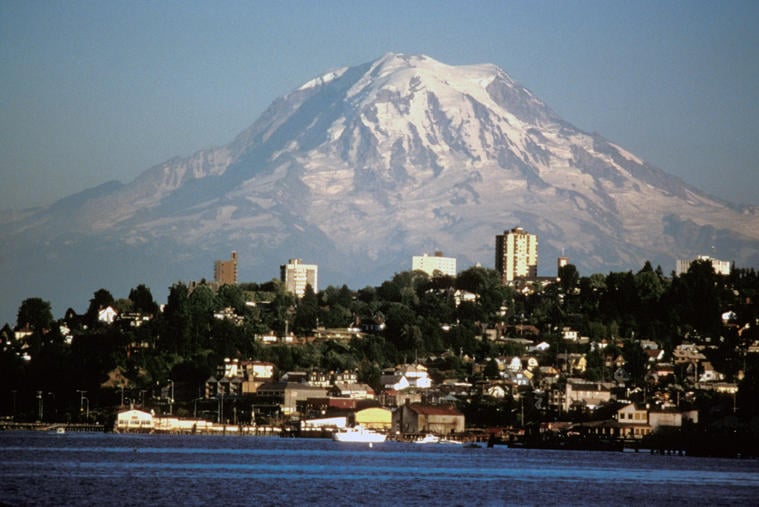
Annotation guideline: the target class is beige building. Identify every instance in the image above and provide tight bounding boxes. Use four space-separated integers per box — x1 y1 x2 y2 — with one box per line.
564 378 614 412
412 251 457 277
495 227 538 284
214 251 238 285
393 402 465 435
281 258 318 298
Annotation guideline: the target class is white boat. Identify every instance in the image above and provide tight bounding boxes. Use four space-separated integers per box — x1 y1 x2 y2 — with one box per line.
332 425 386 443
413 433 440 444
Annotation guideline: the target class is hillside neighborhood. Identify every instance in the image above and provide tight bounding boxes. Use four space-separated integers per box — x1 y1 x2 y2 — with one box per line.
2 246 759 456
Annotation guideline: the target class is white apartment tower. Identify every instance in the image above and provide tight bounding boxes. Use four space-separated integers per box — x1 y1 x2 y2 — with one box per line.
280 258 318 298
412 251 457 277
495 227 538 284
675 255 731 276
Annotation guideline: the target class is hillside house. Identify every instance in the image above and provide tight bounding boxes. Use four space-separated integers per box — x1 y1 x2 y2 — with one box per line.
617 403 700 439
617 403 651 439
98 306 118 324
206 359 275 397
380 363 432 391
329 382 375 400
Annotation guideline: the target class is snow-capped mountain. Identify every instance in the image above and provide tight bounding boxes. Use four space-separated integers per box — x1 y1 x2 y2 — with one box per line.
2 53 758 321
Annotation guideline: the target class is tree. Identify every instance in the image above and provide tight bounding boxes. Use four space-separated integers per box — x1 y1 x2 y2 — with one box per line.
17 298 54 331
129 284 159 315
188 284 218 351
558 264 580 294
160 282 191 354
484 358 500 379
86 289 115 325
678 259 722 336
293 285 319 335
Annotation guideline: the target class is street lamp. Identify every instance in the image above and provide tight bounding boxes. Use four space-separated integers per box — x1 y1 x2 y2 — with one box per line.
168 379 174 416
36 391 43 422
77 390 89 421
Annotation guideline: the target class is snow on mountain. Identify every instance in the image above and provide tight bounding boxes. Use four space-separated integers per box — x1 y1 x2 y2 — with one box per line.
2 52 758 322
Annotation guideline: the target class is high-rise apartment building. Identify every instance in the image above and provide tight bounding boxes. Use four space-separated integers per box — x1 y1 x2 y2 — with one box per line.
675 255 731 276
557 256 570 276
280 258 318 298
495 227 538 284
412 251 457 277
214 251 238 285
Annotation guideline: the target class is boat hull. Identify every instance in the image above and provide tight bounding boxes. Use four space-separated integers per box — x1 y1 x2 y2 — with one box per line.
332 427 386 443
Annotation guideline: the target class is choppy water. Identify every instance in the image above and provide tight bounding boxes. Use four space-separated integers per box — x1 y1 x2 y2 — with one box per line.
1 431 758 506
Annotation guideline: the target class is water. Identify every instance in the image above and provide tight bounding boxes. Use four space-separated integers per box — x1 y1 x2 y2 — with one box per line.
1 431 758 506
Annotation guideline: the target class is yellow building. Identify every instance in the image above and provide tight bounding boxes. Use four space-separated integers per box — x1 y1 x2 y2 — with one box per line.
354 407 393 431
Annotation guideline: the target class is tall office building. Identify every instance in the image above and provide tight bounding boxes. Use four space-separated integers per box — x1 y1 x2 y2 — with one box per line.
214 251 238 285
495 227 538 284
412 251 457 277
280 258 318 298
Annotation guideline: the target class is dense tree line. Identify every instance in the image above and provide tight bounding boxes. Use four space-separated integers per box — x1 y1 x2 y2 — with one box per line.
2 261 758 424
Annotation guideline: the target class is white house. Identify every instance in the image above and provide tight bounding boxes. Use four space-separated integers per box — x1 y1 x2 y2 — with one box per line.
98 306 118 324
382 364 435 395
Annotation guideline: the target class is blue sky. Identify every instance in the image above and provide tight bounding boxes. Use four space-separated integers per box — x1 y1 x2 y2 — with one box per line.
2 0 758 209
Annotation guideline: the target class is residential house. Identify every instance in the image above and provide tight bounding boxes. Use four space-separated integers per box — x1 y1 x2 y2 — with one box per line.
507 356 523 373
213 307 245 325
698 362 725 383
485 383 508 399
329 382 375 400
380 364 432 391
380 389 423 408
98 306 118 324
673 343 706 365
617 403 651 439
562 327 579 341
617 403 699 439
206 359 275 397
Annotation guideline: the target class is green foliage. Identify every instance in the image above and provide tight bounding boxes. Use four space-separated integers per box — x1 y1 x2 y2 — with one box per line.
129 284 159 315
17 297 54 331
86 289 115 325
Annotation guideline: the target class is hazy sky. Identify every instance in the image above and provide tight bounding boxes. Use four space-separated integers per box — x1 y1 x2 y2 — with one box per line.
2 0 758 210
